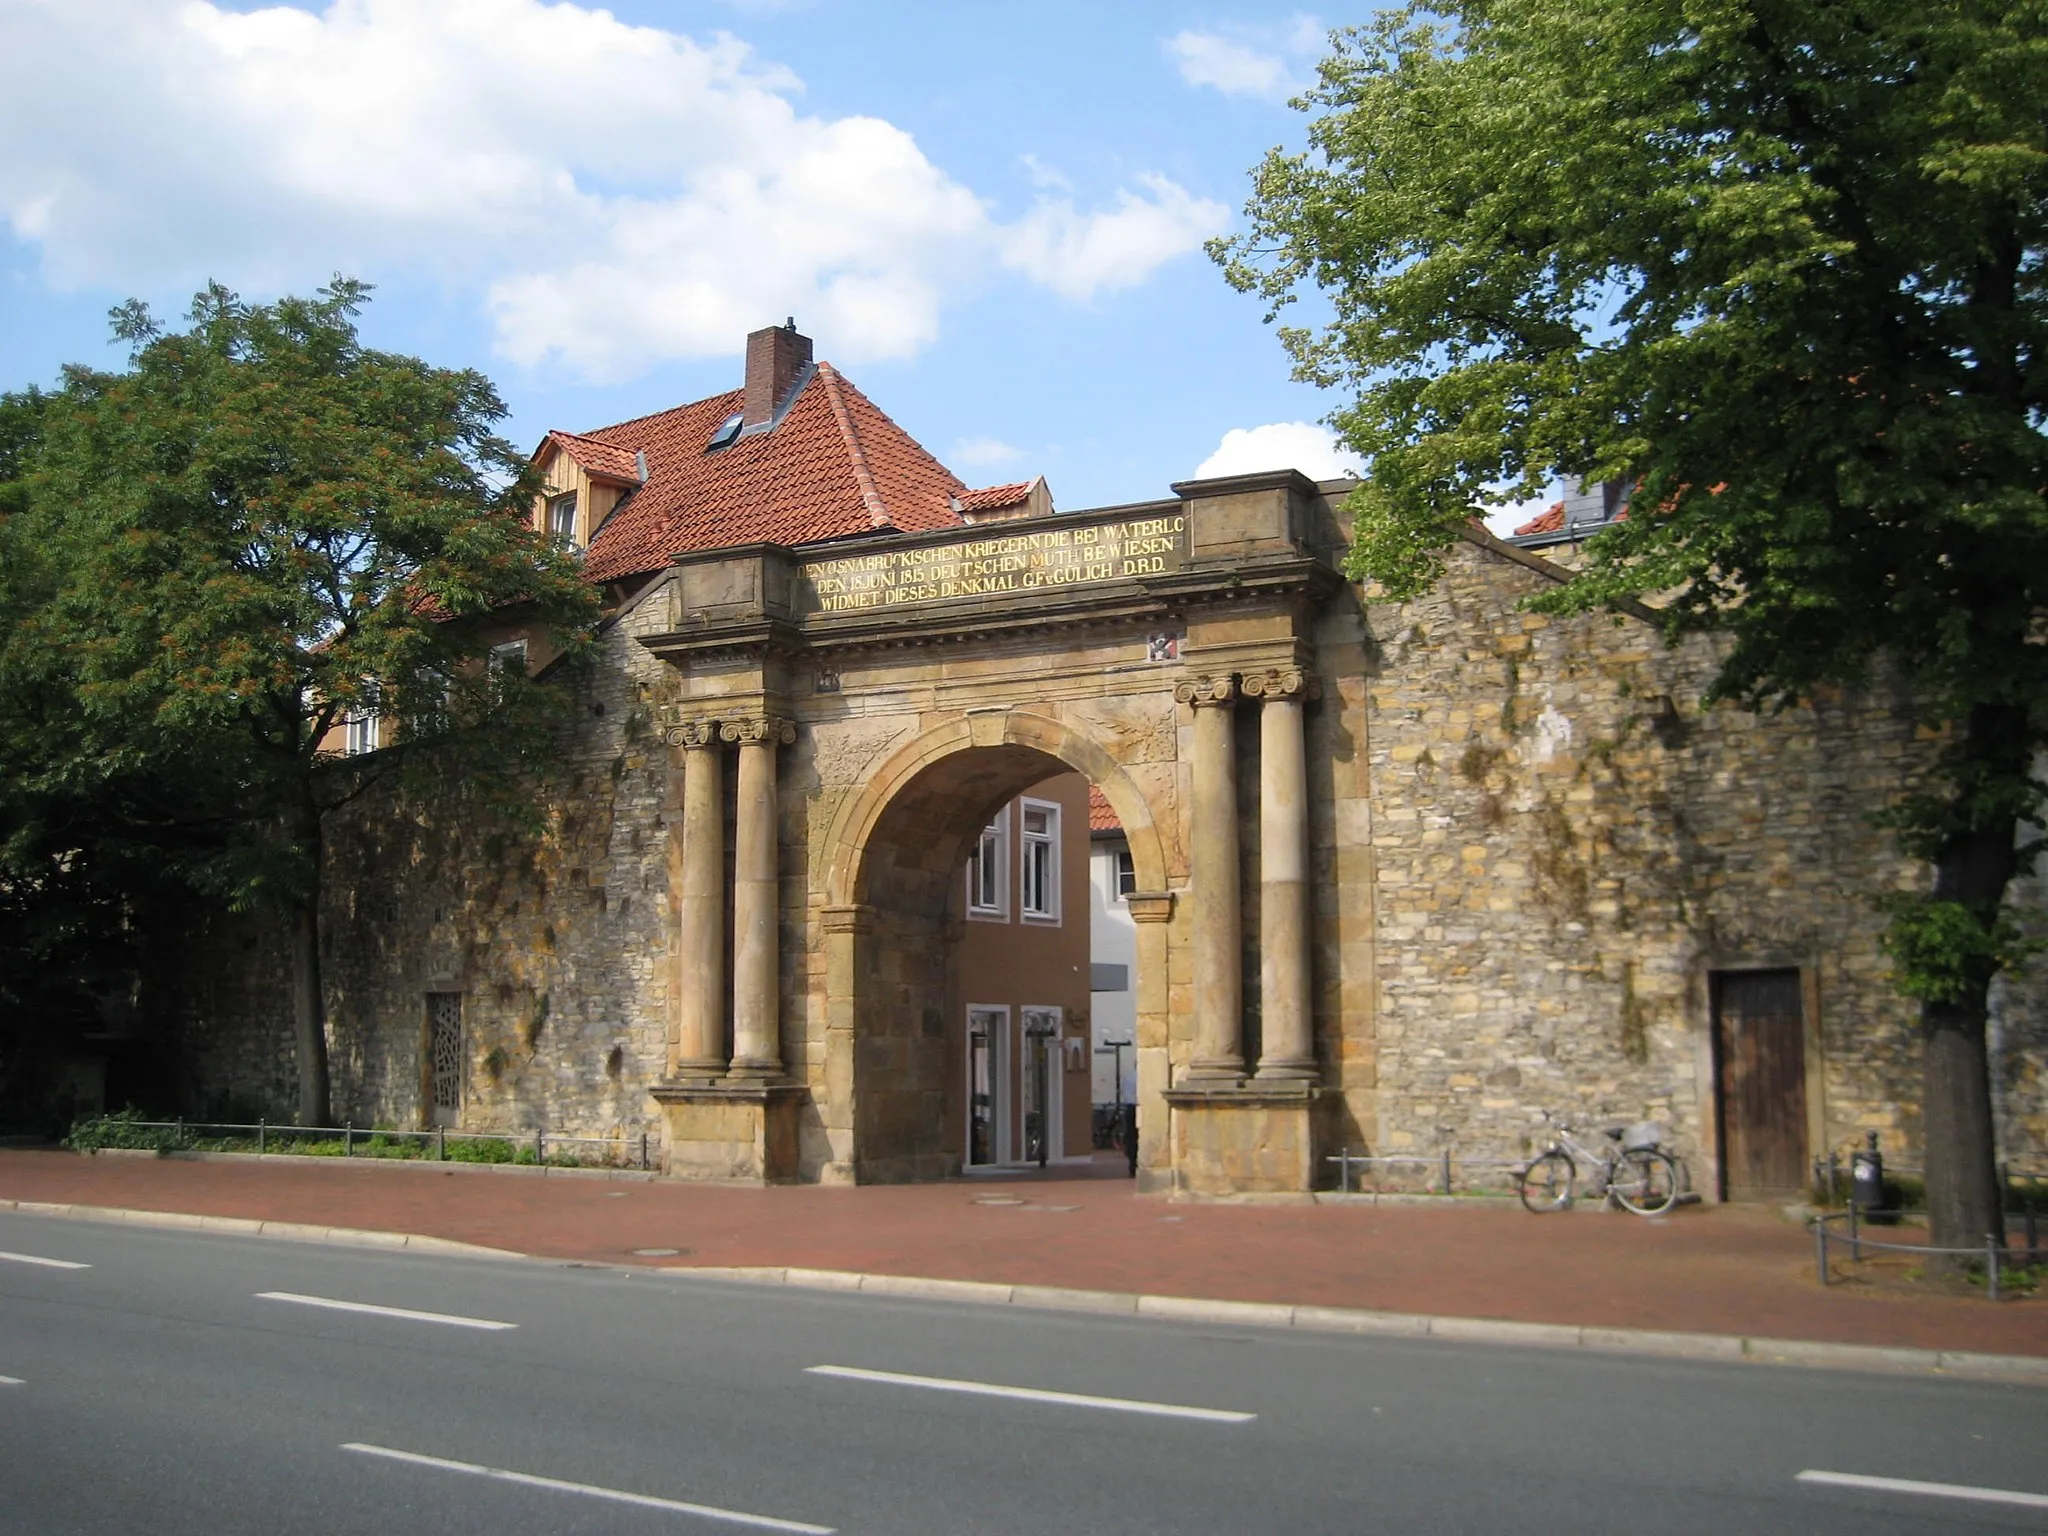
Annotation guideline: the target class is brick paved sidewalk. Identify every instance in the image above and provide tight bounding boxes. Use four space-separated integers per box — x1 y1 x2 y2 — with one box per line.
2 1148 2040 1358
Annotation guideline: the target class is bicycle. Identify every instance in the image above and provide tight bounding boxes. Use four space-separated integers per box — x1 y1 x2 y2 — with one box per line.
1518 1112 1678 1215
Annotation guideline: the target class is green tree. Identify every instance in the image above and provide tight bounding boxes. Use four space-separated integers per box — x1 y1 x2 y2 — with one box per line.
1216 1 2047 1249
5 282 599 1126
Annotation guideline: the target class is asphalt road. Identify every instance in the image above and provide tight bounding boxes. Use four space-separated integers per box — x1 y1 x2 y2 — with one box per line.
1 1212 2042 1535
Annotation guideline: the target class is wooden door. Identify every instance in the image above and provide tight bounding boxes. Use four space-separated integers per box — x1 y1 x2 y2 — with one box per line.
1712 970 1808 1199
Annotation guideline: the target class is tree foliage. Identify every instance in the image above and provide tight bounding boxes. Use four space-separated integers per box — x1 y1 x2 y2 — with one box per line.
0 281 600 1124
1216 0 2047 1246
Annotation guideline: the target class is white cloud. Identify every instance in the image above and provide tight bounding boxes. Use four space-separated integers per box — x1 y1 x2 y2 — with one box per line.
1165 16 1324 101
1195 422 1361 482
1004 175 1229 303
0 0 1223 382
1018 153 1073 193
948 435 1026 470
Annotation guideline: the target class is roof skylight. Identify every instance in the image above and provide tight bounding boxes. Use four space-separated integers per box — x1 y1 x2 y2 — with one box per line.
706 412 744 452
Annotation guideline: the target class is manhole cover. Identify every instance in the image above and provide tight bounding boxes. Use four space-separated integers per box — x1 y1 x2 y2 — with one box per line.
972 1196 1027 1206
630 1247 686 1257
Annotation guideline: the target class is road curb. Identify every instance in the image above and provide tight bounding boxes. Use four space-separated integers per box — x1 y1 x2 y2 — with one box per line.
6 1198 2042 1384
676 1263 2048 1385
0 1197 525 1261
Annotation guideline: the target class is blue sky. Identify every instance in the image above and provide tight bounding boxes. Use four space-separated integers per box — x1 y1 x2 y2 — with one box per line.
1 0 1400 514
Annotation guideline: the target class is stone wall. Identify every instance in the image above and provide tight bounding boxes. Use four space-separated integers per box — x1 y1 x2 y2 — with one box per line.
174 602 680 1145
1357 537 2048 1179
166 500 2048 1187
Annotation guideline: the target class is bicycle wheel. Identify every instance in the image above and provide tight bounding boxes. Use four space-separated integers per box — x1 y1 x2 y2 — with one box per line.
1518 1150 1575 1213
1611 1148 1678 1215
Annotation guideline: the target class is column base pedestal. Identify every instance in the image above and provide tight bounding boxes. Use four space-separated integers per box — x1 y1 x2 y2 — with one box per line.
1162 1080 1330 1195
652 1080 806 1183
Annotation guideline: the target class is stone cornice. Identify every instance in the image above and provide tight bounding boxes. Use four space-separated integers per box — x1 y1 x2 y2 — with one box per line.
1124 891 1175 924
820 903 875 935
639 553 1340 665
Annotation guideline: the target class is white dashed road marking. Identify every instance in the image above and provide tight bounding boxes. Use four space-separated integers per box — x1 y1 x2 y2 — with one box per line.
0 1251 89 1270
805 1364 1255 1422
342 1443 835 1532
1798 1470 2048 1511
255 1292 517 1331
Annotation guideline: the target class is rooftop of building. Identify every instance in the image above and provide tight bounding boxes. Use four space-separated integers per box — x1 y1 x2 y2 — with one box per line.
536 323 1047 585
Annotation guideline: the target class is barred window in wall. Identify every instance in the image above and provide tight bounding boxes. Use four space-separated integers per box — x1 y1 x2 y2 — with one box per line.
1021 799 1059 921
427 993 463 1116
968 812 1007 917
342 683 380 756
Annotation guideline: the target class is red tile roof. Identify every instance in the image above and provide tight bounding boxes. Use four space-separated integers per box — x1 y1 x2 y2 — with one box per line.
563 363 969 584
1513 501 1567 536
957 481 1034 512
1088 784 1121 833
545 430 643 485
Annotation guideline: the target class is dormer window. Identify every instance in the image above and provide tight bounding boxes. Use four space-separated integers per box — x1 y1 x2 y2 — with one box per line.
706 412 744 452
547 492 579 548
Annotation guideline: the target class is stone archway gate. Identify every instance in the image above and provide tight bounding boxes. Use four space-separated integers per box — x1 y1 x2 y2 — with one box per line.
629 470 1361 1192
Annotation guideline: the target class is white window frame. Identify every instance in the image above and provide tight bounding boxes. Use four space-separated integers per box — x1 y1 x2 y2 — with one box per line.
341 681 380 757
546 491 579 548
342 707 378 757
1019 796 1059 923
490 639 529 675
966 809 1008 919
1114 847 1137 899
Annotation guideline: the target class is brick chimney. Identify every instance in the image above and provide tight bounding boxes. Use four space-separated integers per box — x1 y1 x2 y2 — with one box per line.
743 318 812 428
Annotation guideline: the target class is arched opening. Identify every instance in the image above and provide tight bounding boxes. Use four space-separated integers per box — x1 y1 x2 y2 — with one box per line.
823 713 1169 1184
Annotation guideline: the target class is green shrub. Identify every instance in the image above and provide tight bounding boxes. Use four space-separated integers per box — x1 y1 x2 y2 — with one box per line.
64 1109 193 1153
444 1136 515 1164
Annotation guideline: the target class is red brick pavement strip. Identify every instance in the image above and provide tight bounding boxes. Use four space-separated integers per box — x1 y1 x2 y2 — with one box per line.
2 1149 2041 1360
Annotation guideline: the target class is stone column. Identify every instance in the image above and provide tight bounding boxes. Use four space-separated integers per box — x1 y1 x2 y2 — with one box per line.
1247 668 1316 1081
672 721 728 1078
1177 675 1243 1082
725 716 795 1080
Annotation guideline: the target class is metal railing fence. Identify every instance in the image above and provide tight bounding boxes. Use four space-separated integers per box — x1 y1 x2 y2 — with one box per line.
75 1117 655 1171
1325 1150 1525 1196
1812 1205 2045 1301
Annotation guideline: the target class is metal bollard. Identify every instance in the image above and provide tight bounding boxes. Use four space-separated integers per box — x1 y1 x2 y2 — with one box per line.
344 1120 352 1157
1988 1236 2002 1303
1338 1148 1352 1193
437 1125 446 1161
1441 1149 1454 1196
257 1119 266 1155
1814 1219 1829 1286
535 1130 545 1166
1847 1198 1859 1262
641 1131 650 1171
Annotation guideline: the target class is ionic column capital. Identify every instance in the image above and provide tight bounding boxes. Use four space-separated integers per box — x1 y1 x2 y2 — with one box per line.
666 718 721 750
1241 667 1320 702
1173 674 1237 708
720 715 797 747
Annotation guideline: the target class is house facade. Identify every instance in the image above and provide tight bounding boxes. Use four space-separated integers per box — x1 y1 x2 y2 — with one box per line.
171 323 2048 1198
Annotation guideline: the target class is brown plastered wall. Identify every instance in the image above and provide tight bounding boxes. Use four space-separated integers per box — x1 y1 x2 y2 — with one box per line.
951 772 1096 1160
